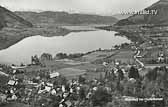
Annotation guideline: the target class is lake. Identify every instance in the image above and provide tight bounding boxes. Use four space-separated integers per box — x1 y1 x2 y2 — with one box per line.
0 30 130 64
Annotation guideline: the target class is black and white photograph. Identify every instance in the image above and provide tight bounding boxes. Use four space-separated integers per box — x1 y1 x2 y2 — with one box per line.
0 0 167 107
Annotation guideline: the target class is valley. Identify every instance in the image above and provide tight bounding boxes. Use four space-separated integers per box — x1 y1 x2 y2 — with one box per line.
1 0 168 107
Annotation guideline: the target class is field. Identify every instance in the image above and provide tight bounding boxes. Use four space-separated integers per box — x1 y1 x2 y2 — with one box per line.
53 68 86 79
81 50 118 62
91 49 135 65
22 49 136 81
107 49 135 64
1 103 30 107
24 57 105 80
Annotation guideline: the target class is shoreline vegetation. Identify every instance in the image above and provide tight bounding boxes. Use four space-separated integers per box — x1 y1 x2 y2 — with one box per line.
8 42 131 66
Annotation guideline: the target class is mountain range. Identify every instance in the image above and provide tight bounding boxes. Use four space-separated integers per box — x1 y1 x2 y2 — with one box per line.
15 11 118 26
0 6 119 50
112 14 131 20
0 5 118 30
1 0 168 28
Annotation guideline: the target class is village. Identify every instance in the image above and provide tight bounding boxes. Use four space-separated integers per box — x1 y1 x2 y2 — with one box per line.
0 32 167 107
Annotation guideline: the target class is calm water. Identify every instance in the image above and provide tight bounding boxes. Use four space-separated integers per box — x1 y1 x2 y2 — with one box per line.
0 30 130 64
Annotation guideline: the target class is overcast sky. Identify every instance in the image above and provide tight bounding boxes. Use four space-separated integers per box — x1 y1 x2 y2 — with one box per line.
0 0 159 15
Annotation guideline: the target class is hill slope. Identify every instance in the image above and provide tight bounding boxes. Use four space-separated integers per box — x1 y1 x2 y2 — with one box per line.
15 11 118 25
116 0 168 26
112 14 131 20
0 6 33 29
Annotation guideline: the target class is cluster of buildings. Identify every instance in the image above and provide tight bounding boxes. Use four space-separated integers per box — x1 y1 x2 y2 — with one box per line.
0 64 115 107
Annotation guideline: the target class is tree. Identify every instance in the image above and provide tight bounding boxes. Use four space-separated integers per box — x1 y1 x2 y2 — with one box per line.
40 53 53 61
146 68 158 81
55 53 67 59
128 66 140 79
53 76 67 86
134 79 143 97
31 55 41 65
79 87 86 100
117 69 124 81
78 76 86 84
91 87 111 107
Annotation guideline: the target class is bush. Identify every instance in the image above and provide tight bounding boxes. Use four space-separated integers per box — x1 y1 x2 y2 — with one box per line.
128 66 140 79
91 87 111 107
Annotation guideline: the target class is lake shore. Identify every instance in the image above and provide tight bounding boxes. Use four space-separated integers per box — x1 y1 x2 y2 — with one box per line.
0 30 131 65
0 25 100 50
96 25 146 43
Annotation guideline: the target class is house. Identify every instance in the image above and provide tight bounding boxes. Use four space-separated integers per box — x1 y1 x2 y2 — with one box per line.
11 65 27 69
65 100 72 107
51 89 56 95
8 80 18 86
103 62 108 66
50 72 60 78
0 93 7 103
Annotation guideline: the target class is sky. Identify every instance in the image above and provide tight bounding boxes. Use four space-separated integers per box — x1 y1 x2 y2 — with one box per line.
0 0 159 15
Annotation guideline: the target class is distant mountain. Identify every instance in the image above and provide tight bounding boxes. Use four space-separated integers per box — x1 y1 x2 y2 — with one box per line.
112 14 131 20
116 0 168 26
15 11 118 25
0 6 33 29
